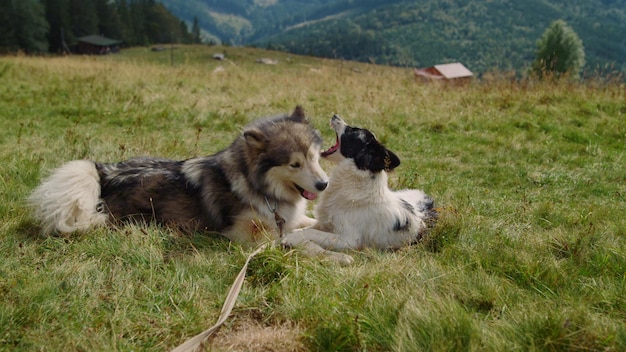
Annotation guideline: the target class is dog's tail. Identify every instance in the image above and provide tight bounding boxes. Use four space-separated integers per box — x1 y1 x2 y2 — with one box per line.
28 160 108 235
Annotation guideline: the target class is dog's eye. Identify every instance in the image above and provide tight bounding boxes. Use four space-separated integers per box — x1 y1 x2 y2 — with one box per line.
290 162 301 168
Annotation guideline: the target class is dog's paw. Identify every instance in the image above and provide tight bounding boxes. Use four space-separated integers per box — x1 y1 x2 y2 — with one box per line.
324 251 354 266
280 230 303 248
280 237 294 248
281 236 354 265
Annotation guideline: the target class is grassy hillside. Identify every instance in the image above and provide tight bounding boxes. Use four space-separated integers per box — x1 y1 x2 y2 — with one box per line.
1 46 625 351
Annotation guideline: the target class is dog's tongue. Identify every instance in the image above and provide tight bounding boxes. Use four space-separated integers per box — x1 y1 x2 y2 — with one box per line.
303 190 318 200
321 137 339 157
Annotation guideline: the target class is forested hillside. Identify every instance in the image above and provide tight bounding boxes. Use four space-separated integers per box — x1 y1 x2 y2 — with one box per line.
2 0 624 75
160 0 626 75
0 0 198 54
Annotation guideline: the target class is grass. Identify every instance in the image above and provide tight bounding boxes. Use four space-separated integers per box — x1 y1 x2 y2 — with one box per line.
1 45 625 351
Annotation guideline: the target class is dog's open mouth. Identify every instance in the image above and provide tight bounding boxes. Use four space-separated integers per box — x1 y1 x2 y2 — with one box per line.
295 183 318 200
321 134 339 157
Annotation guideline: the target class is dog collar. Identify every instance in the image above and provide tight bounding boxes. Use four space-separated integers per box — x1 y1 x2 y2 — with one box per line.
264 196 286 237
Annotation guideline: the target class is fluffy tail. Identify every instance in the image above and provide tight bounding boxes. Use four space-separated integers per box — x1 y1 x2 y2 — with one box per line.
28 160 108 235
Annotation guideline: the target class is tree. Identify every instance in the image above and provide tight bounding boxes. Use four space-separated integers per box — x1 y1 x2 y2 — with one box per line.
145 2 178 43
128 0 148 45
0 0 17 52
531 20 585 79
96 0 122 39
13 0 49 53
44 0 73 53
192 16 201 44
179 20 193 44
143 1 193 44
1 0 49 53
68 0 98 38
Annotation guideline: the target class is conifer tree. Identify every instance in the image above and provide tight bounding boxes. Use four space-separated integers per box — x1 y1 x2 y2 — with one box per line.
116 0 134 45
96 0 122 39
13 0 49 53
0 0 17 52
68 0 98 37
192 16 202 44
44 0 73 53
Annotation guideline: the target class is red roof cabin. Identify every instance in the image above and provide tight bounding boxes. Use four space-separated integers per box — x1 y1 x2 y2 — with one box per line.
414 62 473 84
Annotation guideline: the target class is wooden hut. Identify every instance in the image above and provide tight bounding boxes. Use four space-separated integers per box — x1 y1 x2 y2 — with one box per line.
414 62 473 83
76 35 122 55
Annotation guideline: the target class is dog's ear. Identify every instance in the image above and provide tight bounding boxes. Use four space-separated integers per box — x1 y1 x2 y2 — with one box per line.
382 148 401 171
289 105 307 123
356 145 401 172
243 128 269 151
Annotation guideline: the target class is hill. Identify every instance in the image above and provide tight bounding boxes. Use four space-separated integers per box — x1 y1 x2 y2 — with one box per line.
159 0 626 75
1 45 624 351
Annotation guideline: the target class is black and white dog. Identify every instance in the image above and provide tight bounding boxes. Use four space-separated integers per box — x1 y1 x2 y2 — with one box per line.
282 114 437 264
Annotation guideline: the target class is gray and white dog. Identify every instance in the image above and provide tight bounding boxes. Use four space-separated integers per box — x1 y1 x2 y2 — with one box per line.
29 106 329 243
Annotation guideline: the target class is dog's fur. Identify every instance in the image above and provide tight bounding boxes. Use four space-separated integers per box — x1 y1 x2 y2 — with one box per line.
29 106 329 243
282 114 437 264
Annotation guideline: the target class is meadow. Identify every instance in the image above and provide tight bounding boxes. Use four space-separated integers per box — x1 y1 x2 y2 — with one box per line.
0 45 624 351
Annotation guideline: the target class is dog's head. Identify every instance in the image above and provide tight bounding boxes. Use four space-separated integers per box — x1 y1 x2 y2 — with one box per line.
321 114 400 172
243 106 329 201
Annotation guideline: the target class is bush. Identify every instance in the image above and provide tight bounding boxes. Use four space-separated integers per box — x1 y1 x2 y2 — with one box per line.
531 20 585 79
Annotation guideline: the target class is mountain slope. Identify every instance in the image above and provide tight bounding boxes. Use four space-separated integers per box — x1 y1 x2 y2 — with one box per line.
159 0 626 75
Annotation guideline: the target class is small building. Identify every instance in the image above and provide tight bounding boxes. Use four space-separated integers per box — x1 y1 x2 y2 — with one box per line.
76 35 122 55
414 62 473 82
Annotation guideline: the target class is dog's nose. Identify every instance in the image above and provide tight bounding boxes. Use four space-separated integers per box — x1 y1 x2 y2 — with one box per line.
315 181 328 191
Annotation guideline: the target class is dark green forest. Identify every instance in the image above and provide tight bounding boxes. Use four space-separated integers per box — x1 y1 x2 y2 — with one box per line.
161 0 626 76
0 0 200 54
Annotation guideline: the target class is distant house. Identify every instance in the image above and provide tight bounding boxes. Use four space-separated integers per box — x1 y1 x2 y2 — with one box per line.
414 62 473 83
76 35 122 55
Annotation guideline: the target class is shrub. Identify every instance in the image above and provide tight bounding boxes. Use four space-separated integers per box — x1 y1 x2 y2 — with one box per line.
531 20 585 79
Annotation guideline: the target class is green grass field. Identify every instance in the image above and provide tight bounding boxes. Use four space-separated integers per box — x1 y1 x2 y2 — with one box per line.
1 45 625 351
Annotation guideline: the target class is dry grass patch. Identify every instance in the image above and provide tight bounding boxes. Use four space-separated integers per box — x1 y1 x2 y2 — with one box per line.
210 318 305 352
